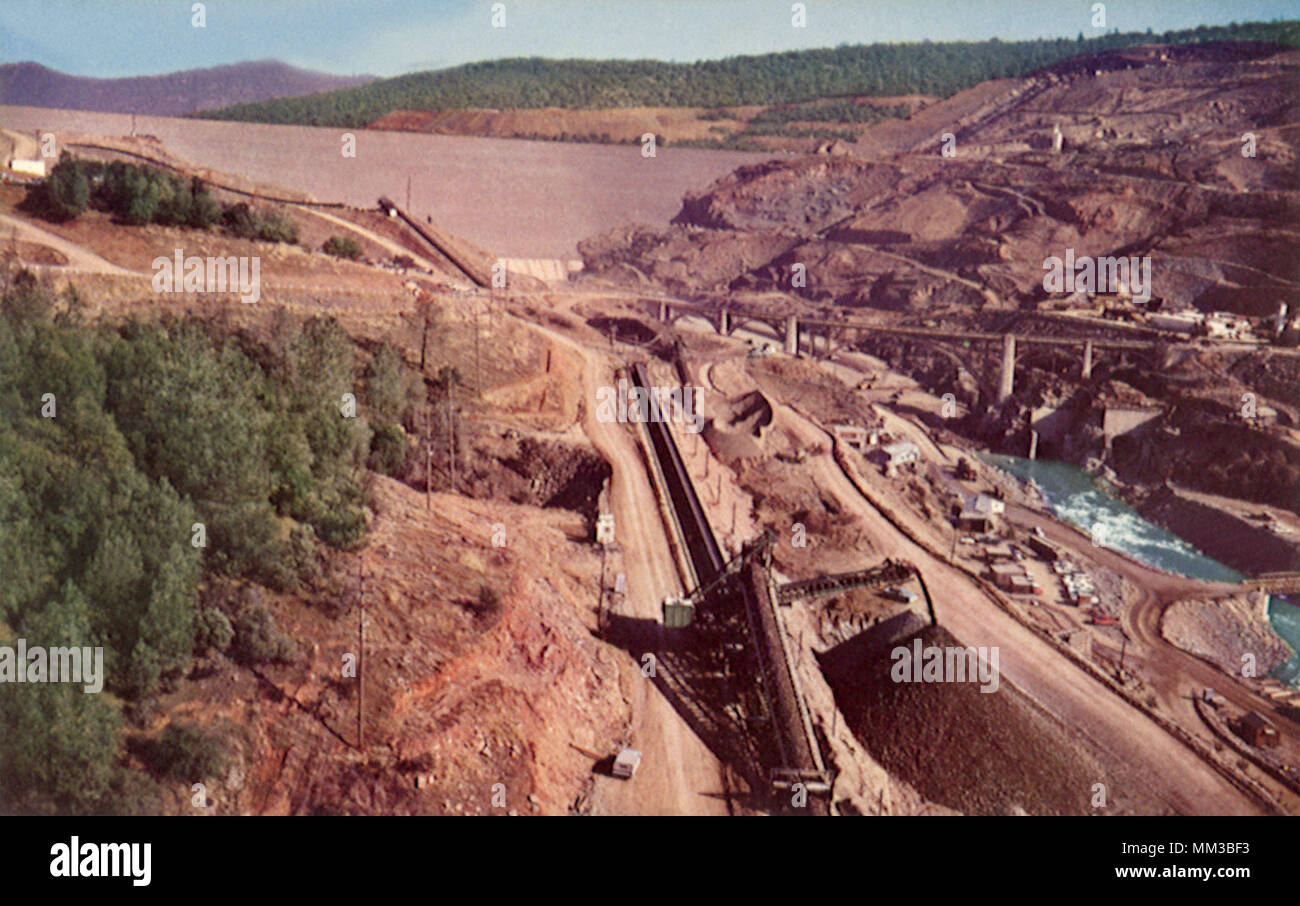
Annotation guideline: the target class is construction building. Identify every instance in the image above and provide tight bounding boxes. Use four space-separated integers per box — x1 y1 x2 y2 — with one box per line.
959 493 1005 532
872 440 920 476
1234 712 1280 748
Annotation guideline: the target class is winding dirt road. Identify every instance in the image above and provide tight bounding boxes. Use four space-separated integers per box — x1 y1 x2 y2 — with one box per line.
0 211 139 276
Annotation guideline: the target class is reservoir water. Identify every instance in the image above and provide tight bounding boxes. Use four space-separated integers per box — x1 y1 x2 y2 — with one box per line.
983 454 1300 687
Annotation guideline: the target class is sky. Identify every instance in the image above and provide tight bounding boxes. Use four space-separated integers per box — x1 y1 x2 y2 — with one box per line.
1 0 1294 78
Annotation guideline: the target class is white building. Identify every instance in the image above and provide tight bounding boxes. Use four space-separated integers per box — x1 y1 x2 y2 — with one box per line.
872 440 921 475
959 493 1005 531
9 158 46 178
1149 311 1203 334
595 513 616 546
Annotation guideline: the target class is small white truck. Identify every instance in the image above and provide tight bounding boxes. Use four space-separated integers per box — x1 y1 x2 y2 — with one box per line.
612 748 642 780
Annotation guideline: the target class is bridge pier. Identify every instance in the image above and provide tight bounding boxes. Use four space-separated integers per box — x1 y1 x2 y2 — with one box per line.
785 315 800 356
1082 339 1093 379
718 309 730 336
658 300 669 322
997 335 1016 405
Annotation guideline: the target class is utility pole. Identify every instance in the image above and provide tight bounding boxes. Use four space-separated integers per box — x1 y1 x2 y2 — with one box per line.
598 545 607 633
474 306 482 399
447 386 456 492
357 557 365 752
405 174 411 211
425 402 433 509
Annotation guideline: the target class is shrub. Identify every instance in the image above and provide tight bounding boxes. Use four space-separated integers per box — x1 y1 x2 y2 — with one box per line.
231 603 296 666
255 210 299 244
137 721 229 780
323 235 363 260
195 608 234 652
368 424 407 476
287 522 322 586
313 501 369 550
365 343 412 427
188 180 222 229
222 202 258 238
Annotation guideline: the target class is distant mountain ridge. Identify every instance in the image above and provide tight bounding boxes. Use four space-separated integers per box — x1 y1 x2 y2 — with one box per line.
196 20 1299 128
0 60 375 116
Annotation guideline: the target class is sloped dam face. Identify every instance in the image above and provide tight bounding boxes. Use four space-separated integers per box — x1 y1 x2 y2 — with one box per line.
0 105 766 259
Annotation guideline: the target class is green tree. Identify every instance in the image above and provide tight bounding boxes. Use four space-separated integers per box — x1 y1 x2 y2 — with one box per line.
365 343 410 427
40 158 89 221
0 581 123 813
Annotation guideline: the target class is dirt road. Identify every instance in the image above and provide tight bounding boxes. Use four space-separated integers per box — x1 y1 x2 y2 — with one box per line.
293 206 445 274
527 320 731 815
0 211 139 276
772 399 1261 815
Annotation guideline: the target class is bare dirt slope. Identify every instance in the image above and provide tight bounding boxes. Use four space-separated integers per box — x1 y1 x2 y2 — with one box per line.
579 43 1299 316
369 96 932 151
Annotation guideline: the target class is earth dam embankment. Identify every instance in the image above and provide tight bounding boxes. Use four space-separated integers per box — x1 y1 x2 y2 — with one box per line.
1 104 768 259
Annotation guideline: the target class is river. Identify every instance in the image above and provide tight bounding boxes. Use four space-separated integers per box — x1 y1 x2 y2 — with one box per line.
983 454 1300 687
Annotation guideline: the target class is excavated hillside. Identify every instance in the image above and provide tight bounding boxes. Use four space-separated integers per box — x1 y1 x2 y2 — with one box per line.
579 42 1298 316
576 41 1300 540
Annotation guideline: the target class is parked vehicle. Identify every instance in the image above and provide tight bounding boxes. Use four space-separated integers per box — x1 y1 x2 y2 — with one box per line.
612 748 642 780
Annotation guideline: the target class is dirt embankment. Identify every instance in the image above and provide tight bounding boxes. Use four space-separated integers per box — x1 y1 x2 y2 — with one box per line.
372 105 764 144
819 621 1118 815
1162 593 1294 680
583 57 1300 313
159 476 631 816
1132 485 1300 575
368 96 931 151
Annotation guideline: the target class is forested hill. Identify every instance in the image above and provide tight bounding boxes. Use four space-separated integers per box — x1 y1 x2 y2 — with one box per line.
199 20 1300 128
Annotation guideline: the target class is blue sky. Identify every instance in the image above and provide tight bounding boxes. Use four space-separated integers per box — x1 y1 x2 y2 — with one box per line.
1 0 1294 78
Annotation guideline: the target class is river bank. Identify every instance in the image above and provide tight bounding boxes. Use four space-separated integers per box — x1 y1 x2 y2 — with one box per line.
982 454 1300 689
1125 484 1300 578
